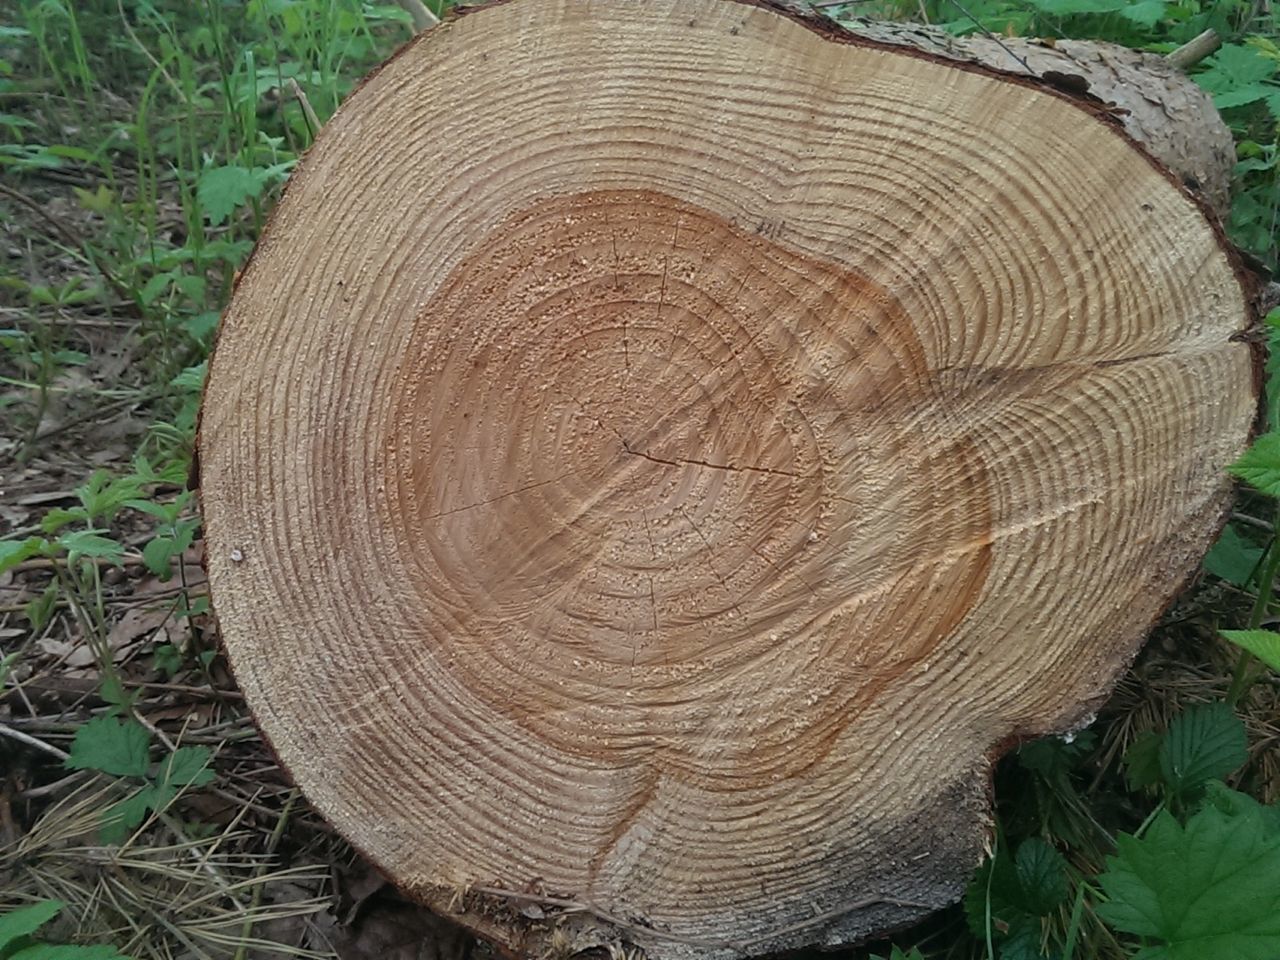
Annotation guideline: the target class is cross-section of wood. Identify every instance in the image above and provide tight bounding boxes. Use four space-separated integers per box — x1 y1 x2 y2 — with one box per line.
198 1 1261 956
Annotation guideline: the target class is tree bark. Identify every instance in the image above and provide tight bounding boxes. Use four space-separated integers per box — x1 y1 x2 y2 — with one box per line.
198 1 1262 957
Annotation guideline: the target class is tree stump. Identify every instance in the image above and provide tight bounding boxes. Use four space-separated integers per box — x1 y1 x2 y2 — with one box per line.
198 1 1262 956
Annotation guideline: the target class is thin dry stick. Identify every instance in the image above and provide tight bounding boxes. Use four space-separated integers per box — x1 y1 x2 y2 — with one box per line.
16 770 92 800
286 79 321 140
396 0 440 30
232 789 300 960
1166 29 1221 70
0 722 70 761
945 0 1034 73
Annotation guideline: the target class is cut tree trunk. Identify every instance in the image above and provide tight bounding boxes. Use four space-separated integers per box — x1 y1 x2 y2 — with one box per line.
198 2 1263 957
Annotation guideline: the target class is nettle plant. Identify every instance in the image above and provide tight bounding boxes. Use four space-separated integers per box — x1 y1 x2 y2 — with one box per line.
871 704 1276 960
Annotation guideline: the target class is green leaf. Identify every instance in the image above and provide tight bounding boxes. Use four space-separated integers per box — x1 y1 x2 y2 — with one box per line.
1204 525 1265 585
964 846 1025 937
74 470 138 521
138 271 175 306
99 675 139 715
0 902 63 954
1159 702 1248 793
0 537 48 575
183 311 220 342
1098 804 1280 959
1202 781 1280 835
197 165 268 226
56 531 123 565
1228 432 1280 496
1212 85 1272 109
1017 730 1096 779
1025 0 1128 12
40 508 87 535
1221 629 1280 672
1014 838 1069 915
1198 43 1277 95
65 716 151 778
152 644 182 679
124 499 177 522
1118 0 1166 25
1125 729 1165 792
999 917 1048 960
170 361 207 392
158 746 214 789
10 945 125 960
100 785 167 844
1236 157 1277 175
141 537 178 578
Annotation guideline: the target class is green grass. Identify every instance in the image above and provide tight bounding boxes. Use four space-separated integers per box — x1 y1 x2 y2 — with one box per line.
2 1 1280 959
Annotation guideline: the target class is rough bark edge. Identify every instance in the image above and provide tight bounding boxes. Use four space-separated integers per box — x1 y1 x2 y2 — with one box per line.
193 1 1269 956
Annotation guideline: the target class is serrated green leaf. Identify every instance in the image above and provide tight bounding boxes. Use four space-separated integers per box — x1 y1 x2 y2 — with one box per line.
1212 85 1272 109
158 746 214 789
0 537 48 575
124 499 175 522
100 785 167 844
1014 839 1069 916
40 508 86 535
1221 629 1280 672
1204 525 1265 585
1229 433 1280 496
170 361 207 391
1202 781 1280 836
1159 702 1248 793
1118 0 1166 25
141 536 177 578
1198 44 1277 95
65 716 151 778
197 165 268 226
999 916 1048 960
0 902 63 953
56 531 123 564
964 847 1025 937
152 644 182 679
1098 804 1280 959
1237 156 1277 175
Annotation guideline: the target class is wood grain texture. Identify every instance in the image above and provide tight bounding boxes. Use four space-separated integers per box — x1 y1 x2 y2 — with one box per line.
198 1 1259 955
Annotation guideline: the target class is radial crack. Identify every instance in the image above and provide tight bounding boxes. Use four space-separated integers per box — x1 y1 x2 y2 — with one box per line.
621 439 808 479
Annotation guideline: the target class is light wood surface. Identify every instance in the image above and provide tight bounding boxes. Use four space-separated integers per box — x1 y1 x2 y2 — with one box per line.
199 1 1258 954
